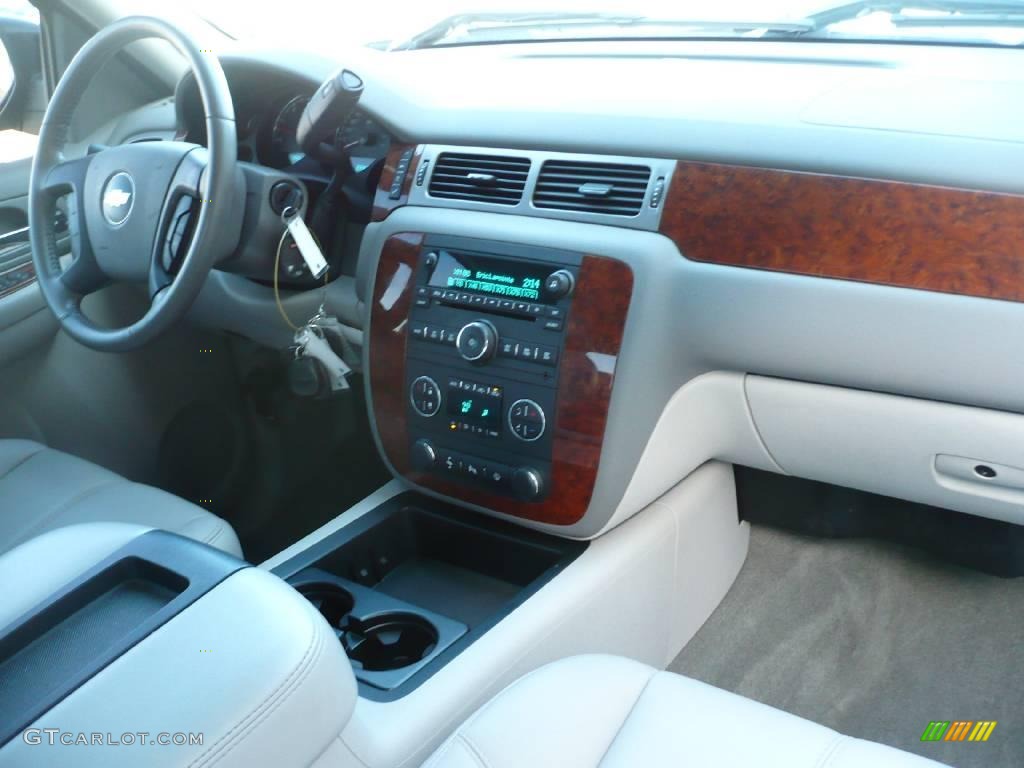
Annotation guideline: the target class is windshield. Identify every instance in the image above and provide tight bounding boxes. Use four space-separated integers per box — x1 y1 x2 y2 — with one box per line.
184 1 1024 49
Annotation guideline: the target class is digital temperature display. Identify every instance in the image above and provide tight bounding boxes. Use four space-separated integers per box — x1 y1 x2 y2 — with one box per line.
446 382 502 429
428 250 551 303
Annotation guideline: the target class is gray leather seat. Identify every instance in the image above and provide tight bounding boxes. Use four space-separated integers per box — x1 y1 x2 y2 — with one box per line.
424 655 947 768
0 439 241 558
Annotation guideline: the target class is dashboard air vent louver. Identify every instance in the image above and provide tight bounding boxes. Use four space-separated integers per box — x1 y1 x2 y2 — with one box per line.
428 152 531 206
533 160 651 216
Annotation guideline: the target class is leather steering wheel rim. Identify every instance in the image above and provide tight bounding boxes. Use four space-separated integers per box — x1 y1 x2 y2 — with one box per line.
29 16 237 352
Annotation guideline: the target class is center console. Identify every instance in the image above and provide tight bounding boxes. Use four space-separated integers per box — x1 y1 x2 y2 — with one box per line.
367 233 633 525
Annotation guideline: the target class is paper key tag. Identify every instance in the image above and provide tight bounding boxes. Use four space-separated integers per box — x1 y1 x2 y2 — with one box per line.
284 210 328 279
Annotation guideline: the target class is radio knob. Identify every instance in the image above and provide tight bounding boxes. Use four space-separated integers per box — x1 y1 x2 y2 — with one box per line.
511 467 544 502
411 438 437 470
456 320 498 362
544 269 575 299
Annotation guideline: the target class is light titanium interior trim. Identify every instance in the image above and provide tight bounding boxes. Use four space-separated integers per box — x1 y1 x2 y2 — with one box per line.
408 144 676 231
0 227 29 247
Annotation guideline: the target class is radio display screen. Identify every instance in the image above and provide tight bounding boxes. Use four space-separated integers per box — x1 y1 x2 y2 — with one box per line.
428 250 549 303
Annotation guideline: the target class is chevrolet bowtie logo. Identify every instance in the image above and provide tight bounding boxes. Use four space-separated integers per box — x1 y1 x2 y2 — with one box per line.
104 189 132 207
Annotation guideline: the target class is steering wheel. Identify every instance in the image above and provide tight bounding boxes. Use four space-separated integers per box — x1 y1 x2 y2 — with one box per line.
29 17 238 352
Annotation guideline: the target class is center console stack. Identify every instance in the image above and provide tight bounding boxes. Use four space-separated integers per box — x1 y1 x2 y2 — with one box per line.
368 233 633 526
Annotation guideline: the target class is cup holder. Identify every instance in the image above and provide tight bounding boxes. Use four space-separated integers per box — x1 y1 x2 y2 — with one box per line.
296 583 354 630
342 612 439 671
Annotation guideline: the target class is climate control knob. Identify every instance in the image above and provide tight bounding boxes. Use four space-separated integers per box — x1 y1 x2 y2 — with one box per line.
456 320 498 362
511 467 544 502
508 399 546 442
411 438 437 470
410 376 441 417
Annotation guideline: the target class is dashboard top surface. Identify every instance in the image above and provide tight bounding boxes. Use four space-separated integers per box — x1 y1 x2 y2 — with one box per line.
196 38 1024 195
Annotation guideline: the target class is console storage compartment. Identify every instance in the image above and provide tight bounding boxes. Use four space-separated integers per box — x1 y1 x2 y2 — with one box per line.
273 492 585 699
0 530 245 747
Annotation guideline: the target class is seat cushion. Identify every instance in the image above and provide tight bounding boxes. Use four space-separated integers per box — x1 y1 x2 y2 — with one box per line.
0 439 241 558
423 655 947 768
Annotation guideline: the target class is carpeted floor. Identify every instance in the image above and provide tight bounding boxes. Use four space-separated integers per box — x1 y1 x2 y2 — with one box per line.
670 527 1024 767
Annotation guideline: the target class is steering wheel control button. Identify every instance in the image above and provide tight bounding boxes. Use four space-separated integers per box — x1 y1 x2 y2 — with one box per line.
509 399 546 442
456 320 498 362
410 376 441 417
544 269 575 299
102 172 135 226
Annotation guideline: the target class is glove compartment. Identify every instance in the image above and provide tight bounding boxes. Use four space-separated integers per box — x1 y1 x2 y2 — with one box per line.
745 375 1024 525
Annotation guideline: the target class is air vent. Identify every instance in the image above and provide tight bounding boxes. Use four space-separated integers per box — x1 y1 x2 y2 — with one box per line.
428 152 530 206
533 160 651 216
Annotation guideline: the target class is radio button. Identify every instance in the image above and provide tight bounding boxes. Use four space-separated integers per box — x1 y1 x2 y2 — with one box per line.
546 307 563 319
456 320 498 362
457 292 472 304
485 297 500 309
538 347 558 366
499 300 514 312
544 270 575 299
542 319 563 331
429 288 444 299
415 297 430 307
443 290 458 301
514 302 529 314
527 304 544 316
443 329 457 345
411 323 427 340
499 340 517 358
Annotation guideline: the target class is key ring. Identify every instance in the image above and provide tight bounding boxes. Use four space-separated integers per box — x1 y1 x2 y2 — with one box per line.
273 207 329 332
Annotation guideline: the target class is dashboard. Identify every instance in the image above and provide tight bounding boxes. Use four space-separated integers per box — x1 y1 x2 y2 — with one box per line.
155 40 1024 538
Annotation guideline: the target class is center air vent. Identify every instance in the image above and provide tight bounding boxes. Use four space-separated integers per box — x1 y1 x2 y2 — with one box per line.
533 161 651 216
428 152 531 206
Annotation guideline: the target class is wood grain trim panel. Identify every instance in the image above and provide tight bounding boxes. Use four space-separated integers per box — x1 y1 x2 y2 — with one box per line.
0 262 35 300
368 233 633 526
660 161 1024 302
371 144 421 222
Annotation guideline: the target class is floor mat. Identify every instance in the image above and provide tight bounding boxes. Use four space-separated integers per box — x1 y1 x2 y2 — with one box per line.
669 526 1024 767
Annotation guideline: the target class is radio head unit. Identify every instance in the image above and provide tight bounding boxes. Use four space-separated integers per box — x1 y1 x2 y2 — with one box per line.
402 236 581 504
368 232 633 527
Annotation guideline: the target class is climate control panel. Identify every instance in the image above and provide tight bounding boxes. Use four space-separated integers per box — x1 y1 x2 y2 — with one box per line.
401 235 580 503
